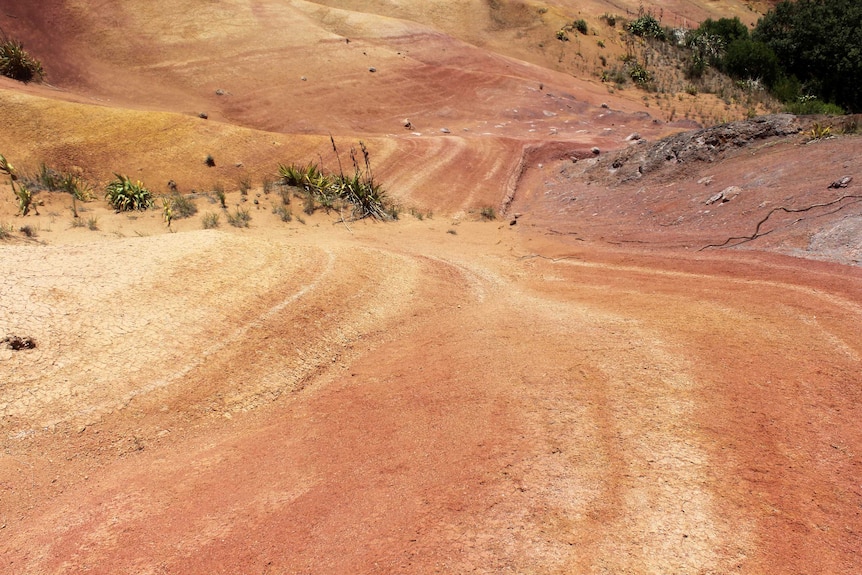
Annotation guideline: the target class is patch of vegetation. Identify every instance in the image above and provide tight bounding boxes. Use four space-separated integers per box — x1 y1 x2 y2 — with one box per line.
239 176 251 196
201 212 220 229
87 216 99 231
574 19 588 35
628 11 666 41
0 222 12 239
205 154 216 167
105 174 153 212
754 0 861 113
1 153 37 215
227 207 251 228
18 224 36 237
210 186 225 210
277 138 395 221
480 206 497 221
0 36 43 83
167 192 198 218
272 204 292 222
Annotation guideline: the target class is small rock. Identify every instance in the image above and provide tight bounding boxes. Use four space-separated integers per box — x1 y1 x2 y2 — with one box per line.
301 76 307 81
215 88 226 96
705 191 724 205
591 147 600 155
368 67 377 73
625 132 641 141
828 175 853 189
3 335 36 350
440 127 450 134
697 175 714 185
510 219 517 226
601 103 609 109
543 110 557 117
403 119 413 129
198 112 208 119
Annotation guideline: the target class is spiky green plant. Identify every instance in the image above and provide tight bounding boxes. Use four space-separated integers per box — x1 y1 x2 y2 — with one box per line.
105 174 152 212
14 183 35 216
1 153 36 215
0 38 43 83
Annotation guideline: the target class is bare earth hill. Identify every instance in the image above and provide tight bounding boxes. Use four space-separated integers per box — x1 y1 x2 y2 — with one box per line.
1 1 861 574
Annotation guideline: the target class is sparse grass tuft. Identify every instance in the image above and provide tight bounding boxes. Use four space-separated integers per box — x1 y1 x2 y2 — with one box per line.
480 206 497 221
87 216 99 231
18 224 36 237
201 212 220 229
227 207 251 228
167 192 198 218
0 222 12 239
272 205 292 222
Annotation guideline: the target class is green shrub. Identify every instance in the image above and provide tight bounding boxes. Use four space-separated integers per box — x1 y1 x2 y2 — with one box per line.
784 96 844 115
723 39 779 87
0 38 43 83
753 0 862 112
628 12 666 40
480 206 496 221
628 62 652 85
105 174 152 212
574 19 588 35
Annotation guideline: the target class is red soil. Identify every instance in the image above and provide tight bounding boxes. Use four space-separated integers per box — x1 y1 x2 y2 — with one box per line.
1 1 860 574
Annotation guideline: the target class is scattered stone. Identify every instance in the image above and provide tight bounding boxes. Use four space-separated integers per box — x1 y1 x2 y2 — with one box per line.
215 88 226 96
705 191 724 205
543 110 557 117
601 103 609 109
440 127 450 134
198 112 208 119
828 175 853 189
301 76 307 81
368 67 377 73
510 219 517 226
3 335 36 350
697 175 714 185
625 132 641 141
403 119 413 130
706 185 742 205
591 147 601 155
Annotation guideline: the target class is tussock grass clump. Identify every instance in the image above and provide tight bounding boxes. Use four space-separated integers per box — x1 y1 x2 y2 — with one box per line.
105 174 152 212
0 36 43 83
480 206 497 221
167 192 198 218
26 163 92 200
201 212 220 229
276 138 395 221
227 207 251 228
272 205 292 222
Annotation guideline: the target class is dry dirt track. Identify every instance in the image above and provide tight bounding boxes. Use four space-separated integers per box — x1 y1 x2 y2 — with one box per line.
2 219 861 574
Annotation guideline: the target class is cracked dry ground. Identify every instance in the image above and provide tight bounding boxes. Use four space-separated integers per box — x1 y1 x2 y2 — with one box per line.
1 221 861 574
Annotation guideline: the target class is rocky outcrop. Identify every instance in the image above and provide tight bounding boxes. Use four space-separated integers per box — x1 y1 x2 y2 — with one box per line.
592 114 802 184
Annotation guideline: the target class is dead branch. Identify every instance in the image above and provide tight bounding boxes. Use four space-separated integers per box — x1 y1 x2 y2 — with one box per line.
699 193 862 251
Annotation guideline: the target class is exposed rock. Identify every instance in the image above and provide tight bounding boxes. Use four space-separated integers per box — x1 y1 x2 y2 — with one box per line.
591 114 802 184
829 175 853 189
3 335 36 350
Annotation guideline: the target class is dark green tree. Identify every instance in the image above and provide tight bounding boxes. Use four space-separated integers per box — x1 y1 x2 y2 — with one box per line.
753 0 862 112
